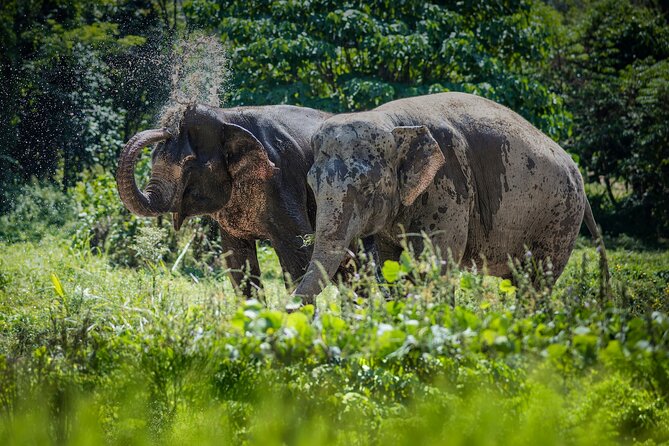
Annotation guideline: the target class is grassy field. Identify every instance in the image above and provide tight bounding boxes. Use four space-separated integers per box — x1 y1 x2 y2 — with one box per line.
0 234 668 445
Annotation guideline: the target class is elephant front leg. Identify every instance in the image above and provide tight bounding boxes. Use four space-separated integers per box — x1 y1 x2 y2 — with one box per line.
219 229 261 299
271 233 313 291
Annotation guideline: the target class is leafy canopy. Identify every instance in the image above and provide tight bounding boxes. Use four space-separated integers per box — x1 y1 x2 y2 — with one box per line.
184 0 571 140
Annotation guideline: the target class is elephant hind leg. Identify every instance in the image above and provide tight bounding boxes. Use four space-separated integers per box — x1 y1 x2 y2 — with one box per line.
513 239 573 291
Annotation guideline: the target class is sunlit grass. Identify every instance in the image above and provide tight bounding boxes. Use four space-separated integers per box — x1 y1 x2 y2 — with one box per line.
0 236 668 445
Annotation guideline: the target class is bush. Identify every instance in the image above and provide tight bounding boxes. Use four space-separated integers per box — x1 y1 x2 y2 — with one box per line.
0 237 667 444
553 0 669 237
184 0 571 141
72 168 225 273
0 180 76 243
72 168 179 267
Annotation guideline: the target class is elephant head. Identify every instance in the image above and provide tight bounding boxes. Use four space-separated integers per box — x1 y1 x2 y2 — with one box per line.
117 105 275 229
293 118 445 302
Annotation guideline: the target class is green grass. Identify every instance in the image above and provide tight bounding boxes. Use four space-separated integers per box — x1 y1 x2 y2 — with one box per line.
0 235 668 445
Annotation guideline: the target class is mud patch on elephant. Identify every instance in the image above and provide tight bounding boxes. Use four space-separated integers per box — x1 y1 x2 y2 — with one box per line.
466 131 510 234
327 184 358 241
213 179 268 239
431 127 469 203
526 155 536 173
324 158 349 185
556 174 582 241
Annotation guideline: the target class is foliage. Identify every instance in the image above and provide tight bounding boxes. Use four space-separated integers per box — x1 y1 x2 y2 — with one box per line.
0 180 76 243
183 0 571 141
0 238 668 444
133 226 171 266
547 0 669 236
0 0 173 209
71 168 171 267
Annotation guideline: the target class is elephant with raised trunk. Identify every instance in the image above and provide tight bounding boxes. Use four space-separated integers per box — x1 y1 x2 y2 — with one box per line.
117 104 331 296
294 92 607 302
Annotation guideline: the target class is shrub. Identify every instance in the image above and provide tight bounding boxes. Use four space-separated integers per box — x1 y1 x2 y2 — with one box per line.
1 234 668 444
0 180 76 243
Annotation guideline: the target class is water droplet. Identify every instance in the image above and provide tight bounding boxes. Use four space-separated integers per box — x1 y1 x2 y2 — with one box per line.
158 33 229 133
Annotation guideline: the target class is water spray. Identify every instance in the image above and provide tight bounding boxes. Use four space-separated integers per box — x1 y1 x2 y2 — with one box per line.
159 33 228 134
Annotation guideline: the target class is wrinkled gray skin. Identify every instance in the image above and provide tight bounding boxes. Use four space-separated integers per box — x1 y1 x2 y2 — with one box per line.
117 104 331 297
295 92 604 302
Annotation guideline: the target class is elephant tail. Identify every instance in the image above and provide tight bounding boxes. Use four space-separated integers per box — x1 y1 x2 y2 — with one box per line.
583 198 611 299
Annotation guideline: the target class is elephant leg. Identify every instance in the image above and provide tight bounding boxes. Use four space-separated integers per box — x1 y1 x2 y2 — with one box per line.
267 195 316 290
376 237 403 265
360 235 394 300
219 229 261 299
273 232 377 293
271 233 313 290
362 236 383 282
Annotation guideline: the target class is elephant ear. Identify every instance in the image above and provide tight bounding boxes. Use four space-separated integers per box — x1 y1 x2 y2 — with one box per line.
222 122 276 182
392 125 445 207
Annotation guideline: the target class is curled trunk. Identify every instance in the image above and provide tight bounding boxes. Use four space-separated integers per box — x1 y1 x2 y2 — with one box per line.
116 128 174 216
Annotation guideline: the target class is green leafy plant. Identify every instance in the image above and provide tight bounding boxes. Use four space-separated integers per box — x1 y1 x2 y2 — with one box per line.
0 236 668 444
0 181 76 243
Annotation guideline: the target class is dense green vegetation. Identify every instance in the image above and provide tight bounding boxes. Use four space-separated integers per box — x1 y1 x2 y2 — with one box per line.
0 183 667 444
1 231 668 444
1 0 668 444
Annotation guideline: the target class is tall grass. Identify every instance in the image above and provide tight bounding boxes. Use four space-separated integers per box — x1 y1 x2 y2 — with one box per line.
0 235 668 445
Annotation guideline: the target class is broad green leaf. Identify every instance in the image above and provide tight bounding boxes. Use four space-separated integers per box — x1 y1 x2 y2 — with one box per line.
481 329 497 345
376 328 407 356
499 279 517 295
382 260 401 283
299 304 315 319
321 313 346 333
460 273 474 290
287 312 312 339
573 335 598 349
259 310 284 330
546 344 568 360
600 340 624 363
386 300 404 316
399 251 413 272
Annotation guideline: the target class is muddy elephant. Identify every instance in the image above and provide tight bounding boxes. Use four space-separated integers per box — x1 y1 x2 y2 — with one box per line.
294 92 606 302
117 104 331 296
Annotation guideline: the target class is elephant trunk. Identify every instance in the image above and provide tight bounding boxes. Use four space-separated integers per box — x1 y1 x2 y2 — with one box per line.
293 238 351 305
294 202 364 304
116 128 174 216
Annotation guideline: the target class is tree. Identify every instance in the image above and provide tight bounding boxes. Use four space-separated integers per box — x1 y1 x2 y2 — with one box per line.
183 0 571 141
0 0 172 204
551 0 669 236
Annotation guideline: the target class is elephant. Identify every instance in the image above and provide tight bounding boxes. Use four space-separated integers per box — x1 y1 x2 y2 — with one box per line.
294 92 607 302
117 103 331 296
